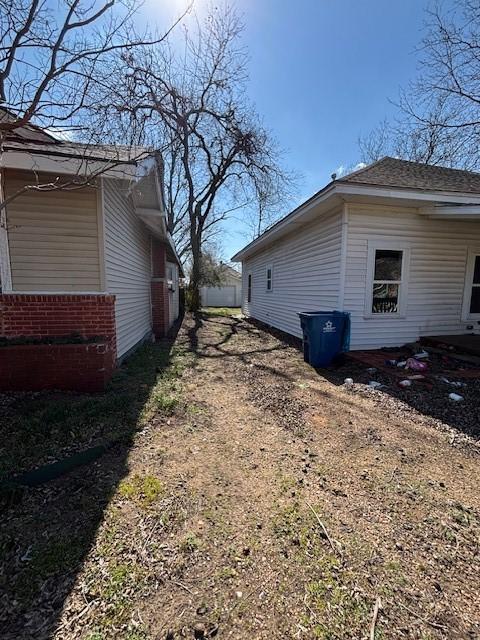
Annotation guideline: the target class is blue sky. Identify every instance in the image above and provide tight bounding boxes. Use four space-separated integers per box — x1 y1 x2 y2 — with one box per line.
146 0 438 259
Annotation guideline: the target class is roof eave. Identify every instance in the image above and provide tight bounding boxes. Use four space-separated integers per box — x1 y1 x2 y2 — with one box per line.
231 182 339 261
1 148 139 179
232 182 480 262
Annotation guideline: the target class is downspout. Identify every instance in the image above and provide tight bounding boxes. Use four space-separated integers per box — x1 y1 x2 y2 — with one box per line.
0 168 13 292
337 202 349 310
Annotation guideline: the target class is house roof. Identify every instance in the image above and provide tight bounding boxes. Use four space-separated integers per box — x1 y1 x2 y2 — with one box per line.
338 157 480 194
1 107 153 165
4 137 152 165
232 157 480 262
219 264 241 279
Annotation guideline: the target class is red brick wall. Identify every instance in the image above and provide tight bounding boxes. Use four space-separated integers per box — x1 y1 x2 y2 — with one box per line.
151 281 169 338
0 294 117 392
0 342 115 392
0 294 115 340
151 241 169 337
151 240 166 279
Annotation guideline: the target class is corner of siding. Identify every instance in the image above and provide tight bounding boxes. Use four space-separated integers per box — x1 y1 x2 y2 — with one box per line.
337 202 349 310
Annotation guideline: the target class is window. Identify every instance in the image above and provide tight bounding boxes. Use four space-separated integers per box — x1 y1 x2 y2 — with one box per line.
367 247 408 315
462 250 480 318
247 273 252 302
266 264 273 291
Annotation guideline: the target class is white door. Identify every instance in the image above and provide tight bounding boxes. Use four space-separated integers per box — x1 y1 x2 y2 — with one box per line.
206 286 236 307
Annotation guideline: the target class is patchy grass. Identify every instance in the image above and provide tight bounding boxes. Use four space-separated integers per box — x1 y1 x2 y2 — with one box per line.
0 340 194 479
3 313 480 639
1 335 194 638
180 532 202 554
118 474 164 507
201 306 241 317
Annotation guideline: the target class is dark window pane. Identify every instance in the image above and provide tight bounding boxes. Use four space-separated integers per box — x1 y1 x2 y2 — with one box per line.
473 256 480 284
374 250 402 281
470 286 480 313
372 283 399 313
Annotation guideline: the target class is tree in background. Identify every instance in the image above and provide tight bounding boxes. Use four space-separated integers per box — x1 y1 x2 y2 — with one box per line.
0 0 189 136
103 5 294 310
359 0 480 170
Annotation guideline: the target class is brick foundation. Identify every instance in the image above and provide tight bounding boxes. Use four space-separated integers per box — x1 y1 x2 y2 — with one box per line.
0 342 115 392
0 294 116 392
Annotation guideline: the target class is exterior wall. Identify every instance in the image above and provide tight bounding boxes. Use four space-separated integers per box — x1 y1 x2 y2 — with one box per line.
201 273 242 307
166 261 180 327
241 207 343 338
0 342 115 392
103 178 152 357
151 241 169 337
0 293 115 340
0 293 116 391
344 204 480 349
4 169 102 292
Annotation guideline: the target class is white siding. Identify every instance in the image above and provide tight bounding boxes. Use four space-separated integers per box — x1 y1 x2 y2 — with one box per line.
201 274 242 307
242 207 343 338
345 204 480 349
103 178 152 358
5 170 101 291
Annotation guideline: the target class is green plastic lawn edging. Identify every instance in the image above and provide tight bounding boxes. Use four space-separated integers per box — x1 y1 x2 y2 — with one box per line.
0 441 116 504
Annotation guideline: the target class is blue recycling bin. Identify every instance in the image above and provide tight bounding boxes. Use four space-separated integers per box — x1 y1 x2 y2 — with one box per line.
298 311 351 367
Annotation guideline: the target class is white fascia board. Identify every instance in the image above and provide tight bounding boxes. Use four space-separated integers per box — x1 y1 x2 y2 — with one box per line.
1 149 138 179
335 182 480 205
136 206 167 239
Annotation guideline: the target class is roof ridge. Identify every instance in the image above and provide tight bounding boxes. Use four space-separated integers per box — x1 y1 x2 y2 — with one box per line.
344 155 480 179
337 156 388 182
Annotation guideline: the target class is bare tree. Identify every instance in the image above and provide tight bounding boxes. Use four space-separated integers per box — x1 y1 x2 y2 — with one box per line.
0 0 191 219
359 0 480 170
0 0 190 135
102 5 294 309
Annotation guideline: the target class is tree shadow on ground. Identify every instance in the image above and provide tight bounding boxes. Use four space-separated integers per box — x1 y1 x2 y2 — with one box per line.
0 320 182 640
186 312 294 380
231 317 480 440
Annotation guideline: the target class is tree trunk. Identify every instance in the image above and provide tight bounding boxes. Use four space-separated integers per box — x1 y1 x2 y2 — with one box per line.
188 229 202 312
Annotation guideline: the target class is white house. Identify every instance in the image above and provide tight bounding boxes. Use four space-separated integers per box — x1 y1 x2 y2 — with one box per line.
0 113 182 391
232 157 480 350
200 264 242 307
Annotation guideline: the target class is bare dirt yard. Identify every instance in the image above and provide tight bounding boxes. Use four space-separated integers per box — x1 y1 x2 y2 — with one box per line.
2 310 480 640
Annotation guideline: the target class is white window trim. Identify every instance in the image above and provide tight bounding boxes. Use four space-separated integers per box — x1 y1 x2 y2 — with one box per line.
266 263 273 292
461 247 480 321
364 242 410 319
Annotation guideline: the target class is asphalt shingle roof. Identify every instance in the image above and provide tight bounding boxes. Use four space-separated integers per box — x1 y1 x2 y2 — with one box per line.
338 157 480 194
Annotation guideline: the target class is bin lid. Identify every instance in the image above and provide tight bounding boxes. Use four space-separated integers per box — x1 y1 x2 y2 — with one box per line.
298 310 349 317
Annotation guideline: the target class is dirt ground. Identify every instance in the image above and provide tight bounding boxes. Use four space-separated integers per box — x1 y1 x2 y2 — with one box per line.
3 311 480 639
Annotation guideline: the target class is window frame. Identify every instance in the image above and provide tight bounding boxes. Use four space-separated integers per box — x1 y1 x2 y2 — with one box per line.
364 242 410 318
461 247 480 320
247 273 252 303
266 264 273 292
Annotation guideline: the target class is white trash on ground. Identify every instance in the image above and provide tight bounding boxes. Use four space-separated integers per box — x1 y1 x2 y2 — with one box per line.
448 392 464 402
